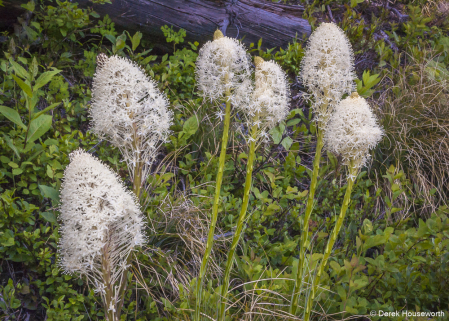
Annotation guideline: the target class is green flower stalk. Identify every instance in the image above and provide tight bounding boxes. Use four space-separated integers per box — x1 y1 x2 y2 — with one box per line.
290 22 355 316
218 56 290 321
303 93 383 321
194 30 252 320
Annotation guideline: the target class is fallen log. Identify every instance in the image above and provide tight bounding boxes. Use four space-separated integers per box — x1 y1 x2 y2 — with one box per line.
2 0 311 49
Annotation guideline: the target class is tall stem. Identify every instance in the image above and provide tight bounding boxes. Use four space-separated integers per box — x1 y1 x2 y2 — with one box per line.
132 161 143 199
102 244 116 321
303 163 357 321
195 91 232 321
114 252 133 319
290 125 324 315
218 124 257 321
115 115 141 319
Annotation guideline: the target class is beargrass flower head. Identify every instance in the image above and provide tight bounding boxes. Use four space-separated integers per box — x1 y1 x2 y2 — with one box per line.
300 22 355 124
236 56 290 140
195 30 252 104
325 93 383 171
253 57 290 128
90 54 173 176
58 149 145 288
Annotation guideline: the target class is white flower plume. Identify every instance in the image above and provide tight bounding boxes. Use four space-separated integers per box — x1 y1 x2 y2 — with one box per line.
253 58 290 129
195 30 252 104
236 57 290 140
58 149 145 287
90 55 173 181
300 22 355 124
325 93 383 170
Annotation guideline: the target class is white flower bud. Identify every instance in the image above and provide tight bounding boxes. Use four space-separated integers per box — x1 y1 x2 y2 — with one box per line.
58 149 145 285
325 93 383 169
300 22 355 124
195 30 252 104
90 55 173 176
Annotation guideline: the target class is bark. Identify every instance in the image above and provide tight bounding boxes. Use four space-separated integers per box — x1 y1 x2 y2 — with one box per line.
1 0 311 49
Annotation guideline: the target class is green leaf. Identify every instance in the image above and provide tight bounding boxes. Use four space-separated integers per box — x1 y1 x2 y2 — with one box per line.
21 1 35 12
8 162 18 168
9 59 29 79
356 70 381 98
115 32 127 52
40 212 56 223
287 118 300 126
309 122 316 134
131 31 142 51
265 203 280 216
330 260 341 274
24 26 39 41
2 238 15 247
46 165 54 179
281 137 293 150
269 124 284 144
363 234 387 252
33 69 61 92
105 34 116 45
0 106 26 129
31 57 39 79
26 115 52 144
32 102 62 120
2 134 21 158
350 0 364 7
12 168 23 175
362 219 373 234
22 142 36 154
336 285 346 301
12 74 33 98
182 115 199 137
39 185 60 204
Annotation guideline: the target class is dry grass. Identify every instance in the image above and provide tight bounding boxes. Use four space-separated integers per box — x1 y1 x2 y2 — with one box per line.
373 50 449 214
423 0 449 26
133 193 230 319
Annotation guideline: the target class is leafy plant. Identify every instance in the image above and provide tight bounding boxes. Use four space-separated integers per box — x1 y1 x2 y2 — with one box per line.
1 57 61 156
161 25 187 52
356 70 381 97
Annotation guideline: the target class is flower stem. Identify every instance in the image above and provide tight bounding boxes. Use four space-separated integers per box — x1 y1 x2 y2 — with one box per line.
218 124 257 321
303 163 358 321
195 91 232 321
102 244 116 321
114 254 132 320
290 126 324 316
115 117 142 319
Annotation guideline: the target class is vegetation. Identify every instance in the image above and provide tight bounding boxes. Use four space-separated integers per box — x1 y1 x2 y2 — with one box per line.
0 0 448 320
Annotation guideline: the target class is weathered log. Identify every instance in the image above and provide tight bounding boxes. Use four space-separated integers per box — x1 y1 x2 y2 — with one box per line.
1 1 28 30
2 0 311 49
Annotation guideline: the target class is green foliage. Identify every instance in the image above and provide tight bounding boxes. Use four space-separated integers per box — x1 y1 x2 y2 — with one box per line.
356 70 381 97
249 37 304 74
0 279 22 317
161 25 187 52
1 0 448 320
350 0 364 8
